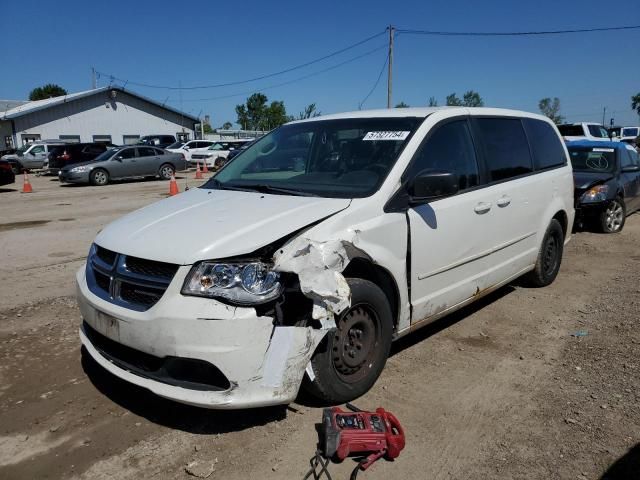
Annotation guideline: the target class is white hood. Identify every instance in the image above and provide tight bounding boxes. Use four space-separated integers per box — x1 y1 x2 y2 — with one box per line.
95 188 351 265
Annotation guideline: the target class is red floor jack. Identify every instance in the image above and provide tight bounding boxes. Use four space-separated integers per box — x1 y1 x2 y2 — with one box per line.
303 403 405 480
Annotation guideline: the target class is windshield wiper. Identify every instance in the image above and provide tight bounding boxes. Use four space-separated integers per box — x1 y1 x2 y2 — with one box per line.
206 179 317 197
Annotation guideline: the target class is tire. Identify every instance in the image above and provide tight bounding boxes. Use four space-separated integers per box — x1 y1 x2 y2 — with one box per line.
158 163 174 180
90 169 109 186
599 197 625 233
303 278 393 404
10 162 22 175
523 219 564 288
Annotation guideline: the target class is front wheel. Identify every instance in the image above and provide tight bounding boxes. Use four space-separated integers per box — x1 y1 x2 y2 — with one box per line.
599 198 625 233
302 278 393 404
523 219 564 288
90 169 109 186
158 163 174 180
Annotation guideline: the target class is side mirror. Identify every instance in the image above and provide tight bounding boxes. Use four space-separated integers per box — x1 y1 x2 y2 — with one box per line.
183 145 190 150
114 156 123 161
621 165 640 173
408 169 459 204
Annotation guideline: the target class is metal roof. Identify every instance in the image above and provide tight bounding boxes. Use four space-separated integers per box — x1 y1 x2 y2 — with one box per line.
0 87 199 122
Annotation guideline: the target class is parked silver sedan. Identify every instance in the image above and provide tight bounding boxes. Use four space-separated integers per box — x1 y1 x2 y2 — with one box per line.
58 146 187 186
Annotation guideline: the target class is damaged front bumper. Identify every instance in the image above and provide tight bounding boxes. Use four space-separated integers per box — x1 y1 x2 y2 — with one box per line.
76 265 327 409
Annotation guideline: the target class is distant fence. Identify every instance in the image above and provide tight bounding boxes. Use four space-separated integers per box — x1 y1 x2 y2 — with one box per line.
201 129 268 141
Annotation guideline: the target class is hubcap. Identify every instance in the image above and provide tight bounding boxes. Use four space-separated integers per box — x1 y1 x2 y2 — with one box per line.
605 201 623 231
332 305 378 383
95 172 106 184
161 167 172 178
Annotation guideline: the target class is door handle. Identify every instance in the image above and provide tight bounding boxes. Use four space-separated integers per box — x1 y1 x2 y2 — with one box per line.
474 202 492 214
497 195 511 208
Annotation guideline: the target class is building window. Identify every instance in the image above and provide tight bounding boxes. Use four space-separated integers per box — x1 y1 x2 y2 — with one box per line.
122 135 140 145
177 132 190 142
59 135 81 143
4 136 13 149
21 134 41 145
93 135 112 144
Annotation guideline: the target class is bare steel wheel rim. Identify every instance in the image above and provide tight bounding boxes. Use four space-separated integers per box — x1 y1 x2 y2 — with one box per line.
542 232 559 276
332 304 379 384
160 165 173 179
605 201 623 231
93 171 107 184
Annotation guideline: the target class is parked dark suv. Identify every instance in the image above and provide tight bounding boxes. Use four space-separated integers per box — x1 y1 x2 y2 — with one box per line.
137 135 176 149
568 140 640 233
47 143 113 174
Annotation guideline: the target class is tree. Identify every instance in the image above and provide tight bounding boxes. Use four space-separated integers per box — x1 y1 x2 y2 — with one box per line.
428 97 438 107
235 93 289 130
462 90 484 107
538 97 564 124
395 101 410 108
222 121 233 130
446 93 463 106
29 84 67 101
203 123 214 134
632 93 640 119
297 103 321 119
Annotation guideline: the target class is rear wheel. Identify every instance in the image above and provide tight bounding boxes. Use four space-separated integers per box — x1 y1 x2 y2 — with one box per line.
10 162 22 174
599 198 625 233
523 219 564 287
158 163 174 180
90 169 109 186
303 278 393 404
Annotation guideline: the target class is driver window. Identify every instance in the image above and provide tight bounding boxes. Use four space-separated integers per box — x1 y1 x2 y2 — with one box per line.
118 148 136 159
407 120 479 190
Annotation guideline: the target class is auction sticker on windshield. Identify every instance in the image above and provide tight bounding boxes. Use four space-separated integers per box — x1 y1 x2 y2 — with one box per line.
363 131 410 141
593 148 615 152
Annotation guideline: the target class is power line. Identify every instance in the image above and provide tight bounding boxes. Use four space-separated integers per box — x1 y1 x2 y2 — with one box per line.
96 30 387 91
359 52 389 109
396 24 640 36
163 44 388 103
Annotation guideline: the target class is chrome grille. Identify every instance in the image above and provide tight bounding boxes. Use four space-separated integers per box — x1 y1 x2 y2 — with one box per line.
86 244 178 311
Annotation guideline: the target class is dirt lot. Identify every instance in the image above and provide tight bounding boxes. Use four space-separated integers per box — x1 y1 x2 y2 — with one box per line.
0 174 638 480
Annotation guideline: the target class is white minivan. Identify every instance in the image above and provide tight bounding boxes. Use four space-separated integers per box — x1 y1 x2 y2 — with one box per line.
77 107 574 409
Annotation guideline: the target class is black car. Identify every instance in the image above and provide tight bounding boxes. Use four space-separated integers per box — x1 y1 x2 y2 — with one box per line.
137 135 177 149
47 143 113 174
569 140 640 233
0 159 16 187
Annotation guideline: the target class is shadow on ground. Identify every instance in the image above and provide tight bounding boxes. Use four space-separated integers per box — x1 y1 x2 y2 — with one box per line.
600 443 640 480
81 349 287 434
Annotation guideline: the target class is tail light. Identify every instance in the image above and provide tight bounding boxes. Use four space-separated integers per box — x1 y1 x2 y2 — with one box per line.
61 150 70 161
0 163 11 171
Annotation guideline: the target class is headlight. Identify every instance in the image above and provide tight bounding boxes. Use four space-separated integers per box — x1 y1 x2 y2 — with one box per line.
70 166 89 173
182 262 282 305
581 184 608 203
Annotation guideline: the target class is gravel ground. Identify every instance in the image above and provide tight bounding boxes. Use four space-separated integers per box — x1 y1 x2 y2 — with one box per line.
0 175 638 480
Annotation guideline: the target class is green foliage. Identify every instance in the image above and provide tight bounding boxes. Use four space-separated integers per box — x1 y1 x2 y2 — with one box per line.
222 121 233 130
427 97 438 107
445 91 484 107
632 93 640 118
538 97 564 124
297 103 321 119
202 123 214 134
235 93 289 130
395 101 410 108
28 84 67 101
446 93 463 106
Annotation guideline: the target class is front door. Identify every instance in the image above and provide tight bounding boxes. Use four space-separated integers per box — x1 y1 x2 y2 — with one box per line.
136 147 161 176
407 118 496 323
109 147 137 179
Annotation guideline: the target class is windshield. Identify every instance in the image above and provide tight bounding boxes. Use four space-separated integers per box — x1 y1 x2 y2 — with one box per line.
587 125 609 138
569 147 617 173
92 147 120 162
622 127 639 137
208 143 226 151
203 117 422 198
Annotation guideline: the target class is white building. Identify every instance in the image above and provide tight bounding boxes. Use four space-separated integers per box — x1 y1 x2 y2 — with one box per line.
0 87 199 149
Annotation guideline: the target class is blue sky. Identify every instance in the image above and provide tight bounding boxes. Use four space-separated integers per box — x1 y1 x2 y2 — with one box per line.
3 0 640 126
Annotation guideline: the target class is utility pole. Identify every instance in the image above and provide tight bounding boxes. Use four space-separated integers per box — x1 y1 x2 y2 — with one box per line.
602 107 606 127
91 67 97 89
387 25 394 109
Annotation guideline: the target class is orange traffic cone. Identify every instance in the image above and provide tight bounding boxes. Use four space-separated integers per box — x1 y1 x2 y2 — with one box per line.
22 171 33 193
169 173 179 196
195 161 203 179
202 161 209 174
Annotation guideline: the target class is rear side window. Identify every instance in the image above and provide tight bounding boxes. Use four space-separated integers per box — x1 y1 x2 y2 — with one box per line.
523 119 567 170
476 118 533 182
407 120 479 191
558 125 584 137
138 147 157 157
